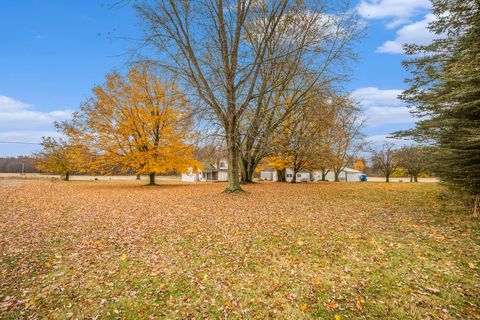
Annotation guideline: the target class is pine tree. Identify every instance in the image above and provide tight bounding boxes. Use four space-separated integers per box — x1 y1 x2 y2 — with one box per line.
395 0 480 213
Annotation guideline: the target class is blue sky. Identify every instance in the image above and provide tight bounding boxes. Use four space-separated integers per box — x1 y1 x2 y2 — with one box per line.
0 0 434 156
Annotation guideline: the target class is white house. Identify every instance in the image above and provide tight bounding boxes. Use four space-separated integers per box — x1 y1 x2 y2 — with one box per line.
181 160 228 182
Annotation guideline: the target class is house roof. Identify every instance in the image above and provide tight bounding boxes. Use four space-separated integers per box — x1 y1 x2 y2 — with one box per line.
202 163 217 172
309 167 362 174
342 167 362 173
262 167 361 174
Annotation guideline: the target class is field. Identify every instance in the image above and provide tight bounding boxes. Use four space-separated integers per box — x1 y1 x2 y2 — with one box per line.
1 181 479 319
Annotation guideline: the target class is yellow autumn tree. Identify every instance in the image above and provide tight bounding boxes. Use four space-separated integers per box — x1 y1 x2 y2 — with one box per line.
61 64 200 185
353 158 366 173
34 137 89 181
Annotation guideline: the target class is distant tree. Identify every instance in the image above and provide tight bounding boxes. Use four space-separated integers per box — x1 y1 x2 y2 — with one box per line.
397 146 431 182
0 156 39 173
370 143 399 183
393 0 480 213
34 137 85 181
271 93 364 183
61 64 200 186
273 111 317 183
267 157 288 182
329 97 364 182
353 158 366 173
195 143 226 166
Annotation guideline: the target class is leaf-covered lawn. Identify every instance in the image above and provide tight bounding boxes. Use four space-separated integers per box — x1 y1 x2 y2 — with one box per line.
1 181 479 319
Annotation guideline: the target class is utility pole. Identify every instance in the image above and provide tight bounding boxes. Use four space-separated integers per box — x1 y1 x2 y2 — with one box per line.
21 162 25 175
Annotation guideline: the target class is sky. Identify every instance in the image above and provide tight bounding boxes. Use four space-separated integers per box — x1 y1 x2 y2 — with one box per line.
0 0 435 157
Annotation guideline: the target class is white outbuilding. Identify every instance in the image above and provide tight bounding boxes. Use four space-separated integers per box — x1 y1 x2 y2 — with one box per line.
312 167 362 182
285 168 310 182
260 167 278 181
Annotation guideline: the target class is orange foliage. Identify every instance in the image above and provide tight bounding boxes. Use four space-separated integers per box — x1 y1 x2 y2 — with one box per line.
353 158 365 173
61 64 200 177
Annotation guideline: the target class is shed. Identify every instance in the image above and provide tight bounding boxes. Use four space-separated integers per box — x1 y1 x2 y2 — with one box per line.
312 167 362 182
286 168 310 182
260 167 278 181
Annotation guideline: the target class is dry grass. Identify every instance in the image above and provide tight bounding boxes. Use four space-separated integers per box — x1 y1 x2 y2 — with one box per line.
1 181 479 319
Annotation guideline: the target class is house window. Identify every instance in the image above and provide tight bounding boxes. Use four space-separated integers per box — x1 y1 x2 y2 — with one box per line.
287 174 292 178
297 173 301 177
219 161 226 168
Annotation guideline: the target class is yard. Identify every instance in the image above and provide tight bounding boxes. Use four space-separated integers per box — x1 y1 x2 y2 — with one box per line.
1 181 479 319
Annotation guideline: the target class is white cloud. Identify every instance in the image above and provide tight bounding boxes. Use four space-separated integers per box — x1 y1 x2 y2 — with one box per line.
0 95 73 130
352 87 415 127
365 134 410 147
358 0 431 21
364 106 413 126
352 87 403 107
376 14 436 54
0 130 61 143
0 96 31 111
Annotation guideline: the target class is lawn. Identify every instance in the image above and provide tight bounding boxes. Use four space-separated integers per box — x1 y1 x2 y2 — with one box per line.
1 181 479 319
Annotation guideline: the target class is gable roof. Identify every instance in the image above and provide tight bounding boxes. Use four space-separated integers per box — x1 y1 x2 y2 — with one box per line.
298 169 310 173
202 163 217 172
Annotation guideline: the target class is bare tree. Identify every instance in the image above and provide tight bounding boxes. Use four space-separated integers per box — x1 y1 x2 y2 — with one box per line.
134 0 362 191
370 143 399 183
238 6 362 183
397 145 431 182
329 96 364 182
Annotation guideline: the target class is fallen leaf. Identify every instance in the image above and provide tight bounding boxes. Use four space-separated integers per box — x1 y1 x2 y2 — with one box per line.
326 300 338 309
426 287 440 294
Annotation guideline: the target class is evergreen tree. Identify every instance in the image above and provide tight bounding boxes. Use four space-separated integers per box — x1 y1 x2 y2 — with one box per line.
395 0 480 213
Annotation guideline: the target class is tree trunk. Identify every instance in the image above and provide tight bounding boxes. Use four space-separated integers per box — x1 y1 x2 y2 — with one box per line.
414 175 418 182
410 175 413 182
225 133 243 192
321 169 327 181
334 171 339 182
240 158 257 184
136 174 141 180
386 174 390 182
65 171 70 181
291 169 297 183
148 172 156 185
277 168 286 182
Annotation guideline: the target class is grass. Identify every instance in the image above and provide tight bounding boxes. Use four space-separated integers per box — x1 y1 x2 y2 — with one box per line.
0 181 479 319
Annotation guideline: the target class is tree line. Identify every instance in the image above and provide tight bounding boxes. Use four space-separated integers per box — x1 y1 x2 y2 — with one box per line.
0 156 39 173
